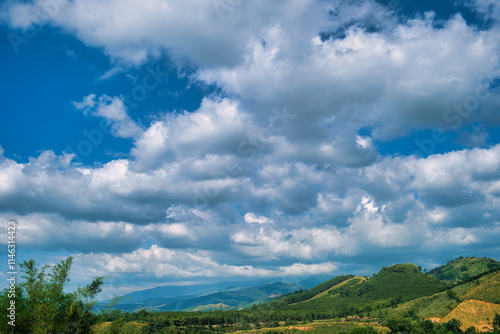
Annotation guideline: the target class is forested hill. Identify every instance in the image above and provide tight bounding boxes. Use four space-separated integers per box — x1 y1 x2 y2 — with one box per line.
262 263 447 314
428 256 500 282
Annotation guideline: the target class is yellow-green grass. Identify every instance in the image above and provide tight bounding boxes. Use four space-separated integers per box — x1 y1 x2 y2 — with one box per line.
233 319 390 333
440 299 500 332
92 321 147 334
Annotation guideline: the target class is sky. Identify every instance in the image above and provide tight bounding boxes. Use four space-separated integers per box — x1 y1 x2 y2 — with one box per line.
1 0 500 299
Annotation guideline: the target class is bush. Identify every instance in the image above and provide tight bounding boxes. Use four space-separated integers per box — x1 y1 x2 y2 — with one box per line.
0 257 103 334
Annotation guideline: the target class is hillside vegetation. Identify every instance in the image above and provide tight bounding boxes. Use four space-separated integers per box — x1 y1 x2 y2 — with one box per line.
262 263 447 316
385 269 500 321
274 275 355 305
428 256 500 282
464 270 500 304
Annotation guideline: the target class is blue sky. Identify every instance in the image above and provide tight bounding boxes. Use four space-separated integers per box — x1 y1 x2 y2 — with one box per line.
1 0 500 298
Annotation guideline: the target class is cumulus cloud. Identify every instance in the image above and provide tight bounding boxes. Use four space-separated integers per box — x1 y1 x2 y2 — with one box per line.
0 213 144 253
2 142 500 290
198 13 500 141
68 244 340 297
131 97 250 171
2 0 500 291
2 143 500 239
2 0 323 66
5 0 499 138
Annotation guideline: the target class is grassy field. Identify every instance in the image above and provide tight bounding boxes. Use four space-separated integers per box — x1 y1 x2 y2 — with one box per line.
440 299 500 332
232 319 390 334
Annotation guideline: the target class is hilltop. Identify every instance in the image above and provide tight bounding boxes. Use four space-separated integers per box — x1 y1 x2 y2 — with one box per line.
428 256 500 282
263 263 447 315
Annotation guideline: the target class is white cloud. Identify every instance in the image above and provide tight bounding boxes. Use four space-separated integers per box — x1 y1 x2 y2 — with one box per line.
244 212 274 224
0 212 144 253
97 66 126 81
71 244 339 293
2 0 500 290
198 13 500 140
131 97 249 171
462 0 500 20
4 0 500 140
72 93 96 112
73 94 142 139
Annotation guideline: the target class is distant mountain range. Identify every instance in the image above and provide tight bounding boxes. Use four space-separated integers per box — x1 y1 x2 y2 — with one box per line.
97 276 331 312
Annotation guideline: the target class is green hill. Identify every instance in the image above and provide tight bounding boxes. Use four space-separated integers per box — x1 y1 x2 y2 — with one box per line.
427 256 500 282
264 263 447 315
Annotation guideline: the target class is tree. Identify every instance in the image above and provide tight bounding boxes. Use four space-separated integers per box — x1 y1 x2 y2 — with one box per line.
444 318 463 334
385 316 414 333
0 257 104 334
446 289 458 300
390 296 403 308
349 326 379 334
465 326 477 334
493 313 500 330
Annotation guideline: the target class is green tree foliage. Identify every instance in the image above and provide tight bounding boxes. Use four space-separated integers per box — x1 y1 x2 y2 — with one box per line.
279 264 446 317
379 263 422 275
446 289 460 301
385 315 467 334
444 318 463 334
0 257 104 334
348 325 379 334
